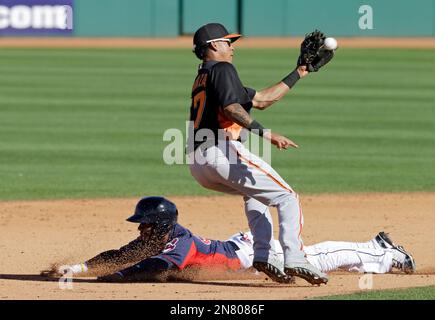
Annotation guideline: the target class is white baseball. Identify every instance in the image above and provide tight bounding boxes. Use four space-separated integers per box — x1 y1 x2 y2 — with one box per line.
324 37 338 50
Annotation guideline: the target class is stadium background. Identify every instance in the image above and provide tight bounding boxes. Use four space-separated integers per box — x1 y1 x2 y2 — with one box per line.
1 0 435 37
0 0 434 300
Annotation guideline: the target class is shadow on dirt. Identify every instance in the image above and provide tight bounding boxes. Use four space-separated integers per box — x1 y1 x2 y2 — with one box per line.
0 274 101 283
0 273 313 288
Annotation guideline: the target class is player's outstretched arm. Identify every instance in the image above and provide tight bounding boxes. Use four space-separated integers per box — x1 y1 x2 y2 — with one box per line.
223 103 298 150
85 237 157 270
97 257 174 282
42 238 158 278
253 30 337 111
252 66 308 110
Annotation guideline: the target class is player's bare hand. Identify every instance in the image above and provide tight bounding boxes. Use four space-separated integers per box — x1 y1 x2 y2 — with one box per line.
296 66 309 78
264 132 299 150
40 264 70 278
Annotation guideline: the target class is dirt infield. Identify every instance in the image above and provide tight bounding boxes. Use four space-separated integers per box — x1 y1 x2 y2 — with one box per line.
1 193 434 299
0 37 435 48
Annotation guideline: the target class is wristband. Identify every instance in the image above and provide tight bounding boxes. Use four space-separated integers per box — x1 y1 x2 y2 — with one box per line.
282 69 300 88
70 263 88 274
247 120 265 137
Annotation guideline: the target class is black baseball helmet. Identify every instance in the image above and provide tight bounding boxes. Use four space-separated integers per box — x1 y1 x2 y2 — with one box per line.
127 196 178 236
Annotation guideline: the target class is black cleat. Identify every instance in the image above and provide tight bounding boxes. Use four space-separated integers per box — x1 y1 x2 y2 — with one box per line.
253 261 295 284
374 231 394 249
392 245 417 274
284 262 328 285
374 231 416 273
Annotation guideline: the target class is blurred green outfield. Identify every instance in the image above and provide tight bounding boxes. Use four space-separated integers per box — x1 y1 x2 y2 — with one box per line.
316 285 435 300
0 48 434 200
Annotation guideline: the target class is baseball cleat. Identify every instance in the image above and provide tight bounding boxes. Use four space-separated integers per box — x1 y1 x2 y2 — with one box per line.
391 245 416 274
374 231 416 273
253 261 295 284
284 262 328 285
374 231 395 249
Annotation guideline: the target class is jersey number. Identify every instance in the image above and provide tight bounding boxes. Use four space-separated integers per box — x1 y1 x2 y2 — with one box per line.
193 90 206 129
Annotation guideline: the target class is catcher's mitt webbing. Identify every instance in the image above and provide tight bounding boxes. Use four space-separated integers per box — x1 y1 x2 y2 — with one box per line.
298 30 325 66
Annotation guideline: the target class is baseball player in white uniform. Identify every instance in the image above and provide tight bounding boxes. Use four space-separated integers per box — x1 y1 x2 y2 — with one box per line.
188 24 335 285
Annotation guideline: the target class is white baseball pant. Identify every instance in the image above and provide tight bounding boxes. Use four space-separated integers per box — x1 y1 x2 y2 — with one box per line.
229 232 394 274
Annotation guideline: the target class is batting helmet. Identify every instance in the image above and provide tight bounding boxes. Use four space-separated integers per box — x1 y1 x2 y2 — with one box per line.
127 196 178 236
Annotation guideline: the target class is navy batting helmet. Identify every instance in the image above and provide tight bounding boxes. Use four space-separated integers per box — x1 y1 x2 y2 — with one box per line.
127 196 178 236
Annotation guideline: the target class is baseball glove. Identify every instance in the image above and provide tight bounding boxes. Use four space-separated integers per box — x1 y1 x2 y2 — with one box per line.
297 30 335 72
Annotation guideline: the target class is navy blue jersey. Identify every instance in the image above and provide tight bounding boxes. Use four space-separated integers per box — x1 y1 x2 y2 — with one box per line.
156 224 241 270
116 224 242 280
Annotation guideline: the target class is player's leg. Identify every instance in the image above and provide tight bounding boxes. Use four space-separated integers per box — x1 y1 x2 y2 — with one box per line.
265 238 392 274
304 240 394 273
227 142 308 263
189 143 284 276
270 237 393 273
224 141 327 284
243 196 278 262
243 196 294 282
189 142 296 282
189 141 325 283
189 143 276 264
189 144 241 194
232 235 392 274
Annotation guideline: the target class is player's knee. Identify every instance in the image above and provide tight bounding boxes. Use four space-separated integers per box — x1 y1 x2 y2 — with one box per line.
275 192 298 207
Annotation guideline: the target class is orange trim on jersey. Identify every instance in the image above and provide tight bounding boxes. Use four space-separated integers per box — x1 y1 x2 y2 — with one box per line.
217 108 243 140
297 194 304 250
235 149 294 194
169 241 241 271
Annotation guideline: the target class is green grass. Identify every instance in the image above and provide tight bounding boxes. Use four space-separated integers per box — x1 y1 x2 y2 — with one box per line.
315 285 435 300
0 48 434 200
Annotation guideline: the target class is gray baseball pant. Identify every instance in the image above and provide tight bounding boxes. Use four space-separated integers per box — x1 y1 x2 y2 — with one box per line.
189 140 306 266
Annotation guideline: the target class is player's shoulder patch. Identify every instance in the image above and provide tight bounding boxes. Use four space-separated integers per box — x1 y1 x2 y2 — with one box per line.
196 236 211 245
162 238 179 253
